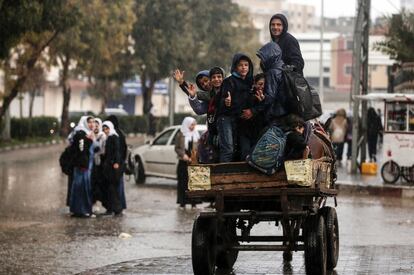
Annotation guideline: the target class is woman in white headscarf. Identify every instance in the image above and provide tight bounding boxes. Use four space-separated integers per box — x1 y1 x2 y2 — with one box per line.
69 116 95 217
174 117 200 208
101 121 122 215
91 118 107 207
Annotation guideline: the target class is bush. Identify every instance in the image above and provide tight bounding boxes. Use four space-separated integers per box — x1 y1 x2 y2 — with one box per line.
118 115 147 134
11 117 59 139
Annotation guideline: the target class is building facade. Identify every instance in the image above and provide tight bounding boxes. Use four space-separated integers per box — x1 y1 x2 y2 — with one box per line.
330 35 394 93
232 0 317 43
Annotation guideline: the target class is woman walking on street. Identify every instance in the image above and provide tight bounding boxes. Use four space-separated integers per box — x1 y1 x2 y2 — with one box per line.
175 117 200 209
367 107 383 162
102 121 123 215
329 109 348 165
70 116 95 217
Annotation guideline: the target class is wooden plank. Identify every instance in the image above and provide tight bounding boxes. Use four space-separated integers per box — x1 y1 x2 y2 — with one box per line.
190 162 266 174
211 172 287 185
211 181 289 190
188 187 321 198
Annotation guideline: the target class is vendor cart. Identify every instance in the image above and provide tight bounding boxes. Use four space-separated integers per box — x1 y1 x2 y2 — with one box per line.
355 93 414 184
187 158 338 275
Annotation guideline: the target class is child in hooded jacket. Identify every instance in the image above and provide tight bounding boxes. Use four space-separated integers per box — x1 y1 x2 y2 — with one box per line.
215 53 261 162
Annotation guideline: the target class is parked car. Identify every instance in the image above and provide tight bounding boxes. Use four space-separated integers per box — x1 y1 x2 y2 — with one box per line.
131 124 207 183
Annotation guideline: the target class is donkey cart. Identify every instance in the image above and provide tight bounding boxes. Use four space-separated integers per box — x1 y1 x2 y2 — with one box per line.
187 159 339 275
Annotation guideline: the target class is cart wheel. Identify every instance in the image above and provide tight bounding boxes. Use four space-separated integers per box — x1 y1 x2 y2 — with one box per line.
304 214 327 275
216 219 239 270
320 207 339 270
192 216 216 275
381 161 400 184
401 165 414 183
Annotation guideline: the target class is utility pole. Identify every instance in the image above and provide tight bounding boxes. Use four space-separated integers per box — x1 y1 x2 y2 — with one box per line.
168 77 175 126
351 0 370 173
319 0 325 103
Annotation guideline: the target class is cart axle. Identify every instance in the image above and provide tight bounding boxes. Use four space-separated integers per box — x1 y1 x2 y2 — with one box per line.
237 236 304 242
231 244 305 251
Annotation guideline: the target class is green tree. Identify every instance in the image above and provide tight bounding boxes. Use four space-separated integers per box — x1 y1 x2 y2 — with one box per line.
0 0 78 130
132 0 260 132
375 11 414 63
80 0 136 115
47 0 135 136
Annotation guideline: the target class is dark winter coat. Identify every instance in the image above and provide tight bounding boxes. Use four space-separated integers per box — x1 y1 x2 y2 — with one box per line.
215 53 263 137
269 14 304 74
367 108 383 138
106 115 127 168
285 132 307 160
102 135 122 184
257 42 288 122
72 130 93 169
216 53 254 118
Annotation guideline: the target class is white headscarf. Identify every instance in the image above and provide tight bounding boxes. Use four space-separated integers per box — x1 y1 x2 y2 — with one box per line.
102 120 119 136
94 118 105 138
180 117 200 150
75 115 93 134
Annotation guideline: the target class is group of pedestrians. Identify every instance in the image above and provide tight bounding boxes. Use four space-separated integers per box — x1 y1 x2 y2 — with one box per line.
66 115 127 218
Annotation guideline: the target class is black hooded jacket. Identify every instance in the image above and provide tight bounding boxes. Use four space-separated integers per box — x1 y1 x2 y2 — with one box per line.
257 42 288 121
216 53 254 117
106 115 127 166
269 14 304 74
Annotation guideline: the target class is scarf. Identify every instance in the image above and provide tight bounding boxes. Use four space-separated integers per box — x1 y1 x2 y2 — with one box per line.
102 121 119 137
75 115 93 135
180 117 200 150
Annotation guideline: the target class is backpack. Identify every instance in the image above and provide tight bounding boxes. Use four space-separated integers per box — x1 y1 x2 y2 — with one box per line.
246 126 287 175
59 145 76 175
197 130 219 164
282 65 322 121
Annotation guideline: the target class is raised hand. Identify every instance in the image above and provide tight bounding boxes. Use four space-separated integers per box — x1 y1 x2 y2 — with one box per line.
188 83 197 97
255 88 265 102
172 69 185 85
225 91 231 107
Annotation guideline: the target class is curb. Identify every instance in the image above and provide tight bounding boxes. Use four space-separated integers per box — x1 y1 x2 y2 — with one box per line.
336 181 414 199
0 139 64 153
0 133 147 154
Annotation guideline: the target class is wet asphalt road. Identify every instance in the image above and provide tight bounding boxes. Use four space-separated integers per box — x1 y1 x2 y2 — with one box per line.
0 144 414 274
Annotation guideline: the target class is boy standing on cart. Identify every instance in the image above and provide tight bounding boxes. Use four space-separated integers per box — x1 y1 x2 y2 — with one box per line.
215 53 256 162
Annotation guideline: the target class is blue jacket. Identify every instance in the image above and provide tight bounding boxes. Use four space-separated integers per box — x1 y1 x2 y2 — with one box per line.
257 42 288 122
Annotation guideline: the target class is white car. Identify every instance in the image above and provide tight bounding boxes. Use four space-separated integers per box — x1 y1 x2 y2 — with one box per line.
131 125 207 183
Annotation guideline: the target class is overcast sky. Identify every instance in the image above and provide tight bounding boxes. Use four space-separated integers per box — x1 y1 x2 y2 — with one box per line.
290 0 401 19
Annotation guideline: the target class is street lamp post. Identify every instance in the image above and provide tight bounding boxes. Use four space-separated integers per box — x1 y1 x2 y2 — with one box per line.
319 0 325 104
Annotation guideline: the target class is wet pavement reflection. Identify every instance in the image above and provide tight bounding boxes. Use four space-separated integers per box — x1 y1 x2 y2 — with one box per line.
0 145 414 274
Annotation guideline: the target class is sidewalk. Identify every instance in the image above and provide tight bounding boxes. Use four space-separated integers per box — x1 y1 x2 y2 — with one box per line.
0 133 147 153
335 158 414 199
